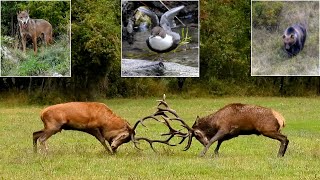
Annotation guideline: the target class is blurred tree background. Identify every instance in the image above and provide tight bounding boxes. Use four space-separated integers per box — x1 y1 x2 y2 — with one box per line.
1 0 320 104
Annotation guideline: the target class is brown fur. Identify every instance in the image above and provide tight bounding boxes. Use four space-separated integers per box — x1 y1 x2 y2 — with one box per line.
191 103 289 157
17 10 53 54
33 102 134 154
271 109 285 130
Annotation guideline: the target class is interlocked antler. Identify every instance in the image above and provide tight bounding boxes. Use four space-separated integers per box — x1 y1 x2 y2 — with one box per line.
131 94 193 151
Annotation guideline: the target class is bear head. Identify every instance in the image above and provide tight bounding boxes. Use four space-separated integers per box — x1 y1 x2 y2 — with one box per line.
282 32 297 50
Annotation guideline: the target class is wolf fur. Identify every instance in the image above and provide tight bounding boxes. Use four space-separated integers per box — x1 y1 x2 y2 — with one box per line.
17 10 53 54
282 23 307 57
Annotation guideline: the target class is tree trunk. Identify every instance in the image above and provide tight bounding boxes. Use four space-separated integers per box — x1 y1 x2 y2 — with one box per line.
177 77 186 91
28 77 32 96
279 77 285 96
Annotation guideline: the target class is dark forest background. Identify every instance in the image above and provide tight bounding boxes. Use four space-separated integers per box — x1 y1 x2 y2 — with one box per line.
1 0 320 104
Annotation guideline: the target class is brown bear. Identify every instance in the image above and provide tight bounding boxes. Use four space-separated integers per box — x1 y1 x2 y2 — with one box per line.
282 23 307 57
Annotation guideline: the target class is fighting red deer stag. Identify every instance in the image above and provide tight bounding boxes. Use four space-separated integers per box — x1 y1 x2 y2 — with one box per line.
33 99 184 154
33 102 135 154
133 95 289 157
183 103 289 157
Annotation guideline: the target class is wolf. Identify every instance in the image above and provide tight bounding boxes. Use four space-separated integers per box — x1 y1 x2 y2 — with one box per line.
17 10 53 54
282 23 307 57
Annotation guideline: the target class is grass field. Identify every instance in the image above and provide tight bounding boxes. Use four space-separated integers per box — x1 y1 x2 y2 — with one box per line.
0 97 319 179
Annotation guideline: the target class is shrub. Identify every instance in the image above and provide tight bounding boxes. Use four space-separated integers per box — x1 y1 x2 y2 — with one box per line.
252 2 283 32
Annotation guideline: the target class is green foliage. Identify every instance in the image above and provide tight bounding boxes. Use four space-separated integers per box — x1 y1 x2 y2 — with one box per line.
1 1 70 36
0 36 15 46
0 1 20 35
174 27 192 52
1 36 71 76
19 56 50 76
71 0 121 98
252 2 283 31
200 0 251 82
20 1 70 35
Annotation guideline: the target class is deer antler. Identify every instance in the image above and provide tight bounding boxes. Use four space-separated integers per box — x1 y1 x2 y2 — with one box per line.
132 94 194 151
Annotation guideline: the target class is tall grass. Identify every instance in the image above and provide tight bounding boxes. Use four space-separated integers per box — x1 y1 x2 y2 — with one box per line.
0 97 319 179
1 35 70 77
252 1 319 76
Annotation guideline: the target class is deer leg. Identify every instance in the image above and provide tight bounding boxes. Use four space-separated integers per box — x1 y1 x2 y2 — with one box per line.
38 129 59 153
200 130 226 157
33 130 44 153
214 140 223 155
82 128 113 154
262 132 289 157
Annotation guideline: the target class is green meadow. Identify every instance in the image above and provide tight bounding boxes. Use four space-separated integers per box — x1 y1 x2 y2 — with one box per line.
0 97 319 179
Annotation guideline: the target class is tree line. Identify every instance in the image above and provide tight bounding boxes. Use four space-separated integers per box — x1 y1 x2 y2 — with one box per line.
1 0 319 104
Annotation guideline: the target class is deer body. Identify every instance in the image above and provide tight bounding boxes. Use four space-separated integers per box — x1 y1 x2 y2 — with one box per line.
33 102 133 154
191 103 289 157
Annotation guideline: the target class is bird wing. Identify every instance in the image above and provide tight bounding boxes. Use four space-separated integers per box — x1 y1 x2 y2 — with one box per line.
160 5 185 32
137 7 159 28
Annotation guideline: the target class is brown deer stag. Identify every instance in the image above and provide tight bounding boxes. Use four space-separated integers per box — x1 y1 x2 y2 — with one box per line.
133 95 289 157
33 102 135 154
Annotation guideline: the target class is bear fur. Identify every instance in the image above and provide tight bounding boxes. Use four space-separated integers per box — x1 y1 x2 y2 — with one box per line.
282 23 307 57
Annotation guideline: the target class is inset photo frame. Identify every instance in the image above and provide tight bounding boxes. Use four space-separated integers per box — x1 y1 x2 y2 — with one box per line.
0 0 71 77
121 1 199 77
251 1 319 76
